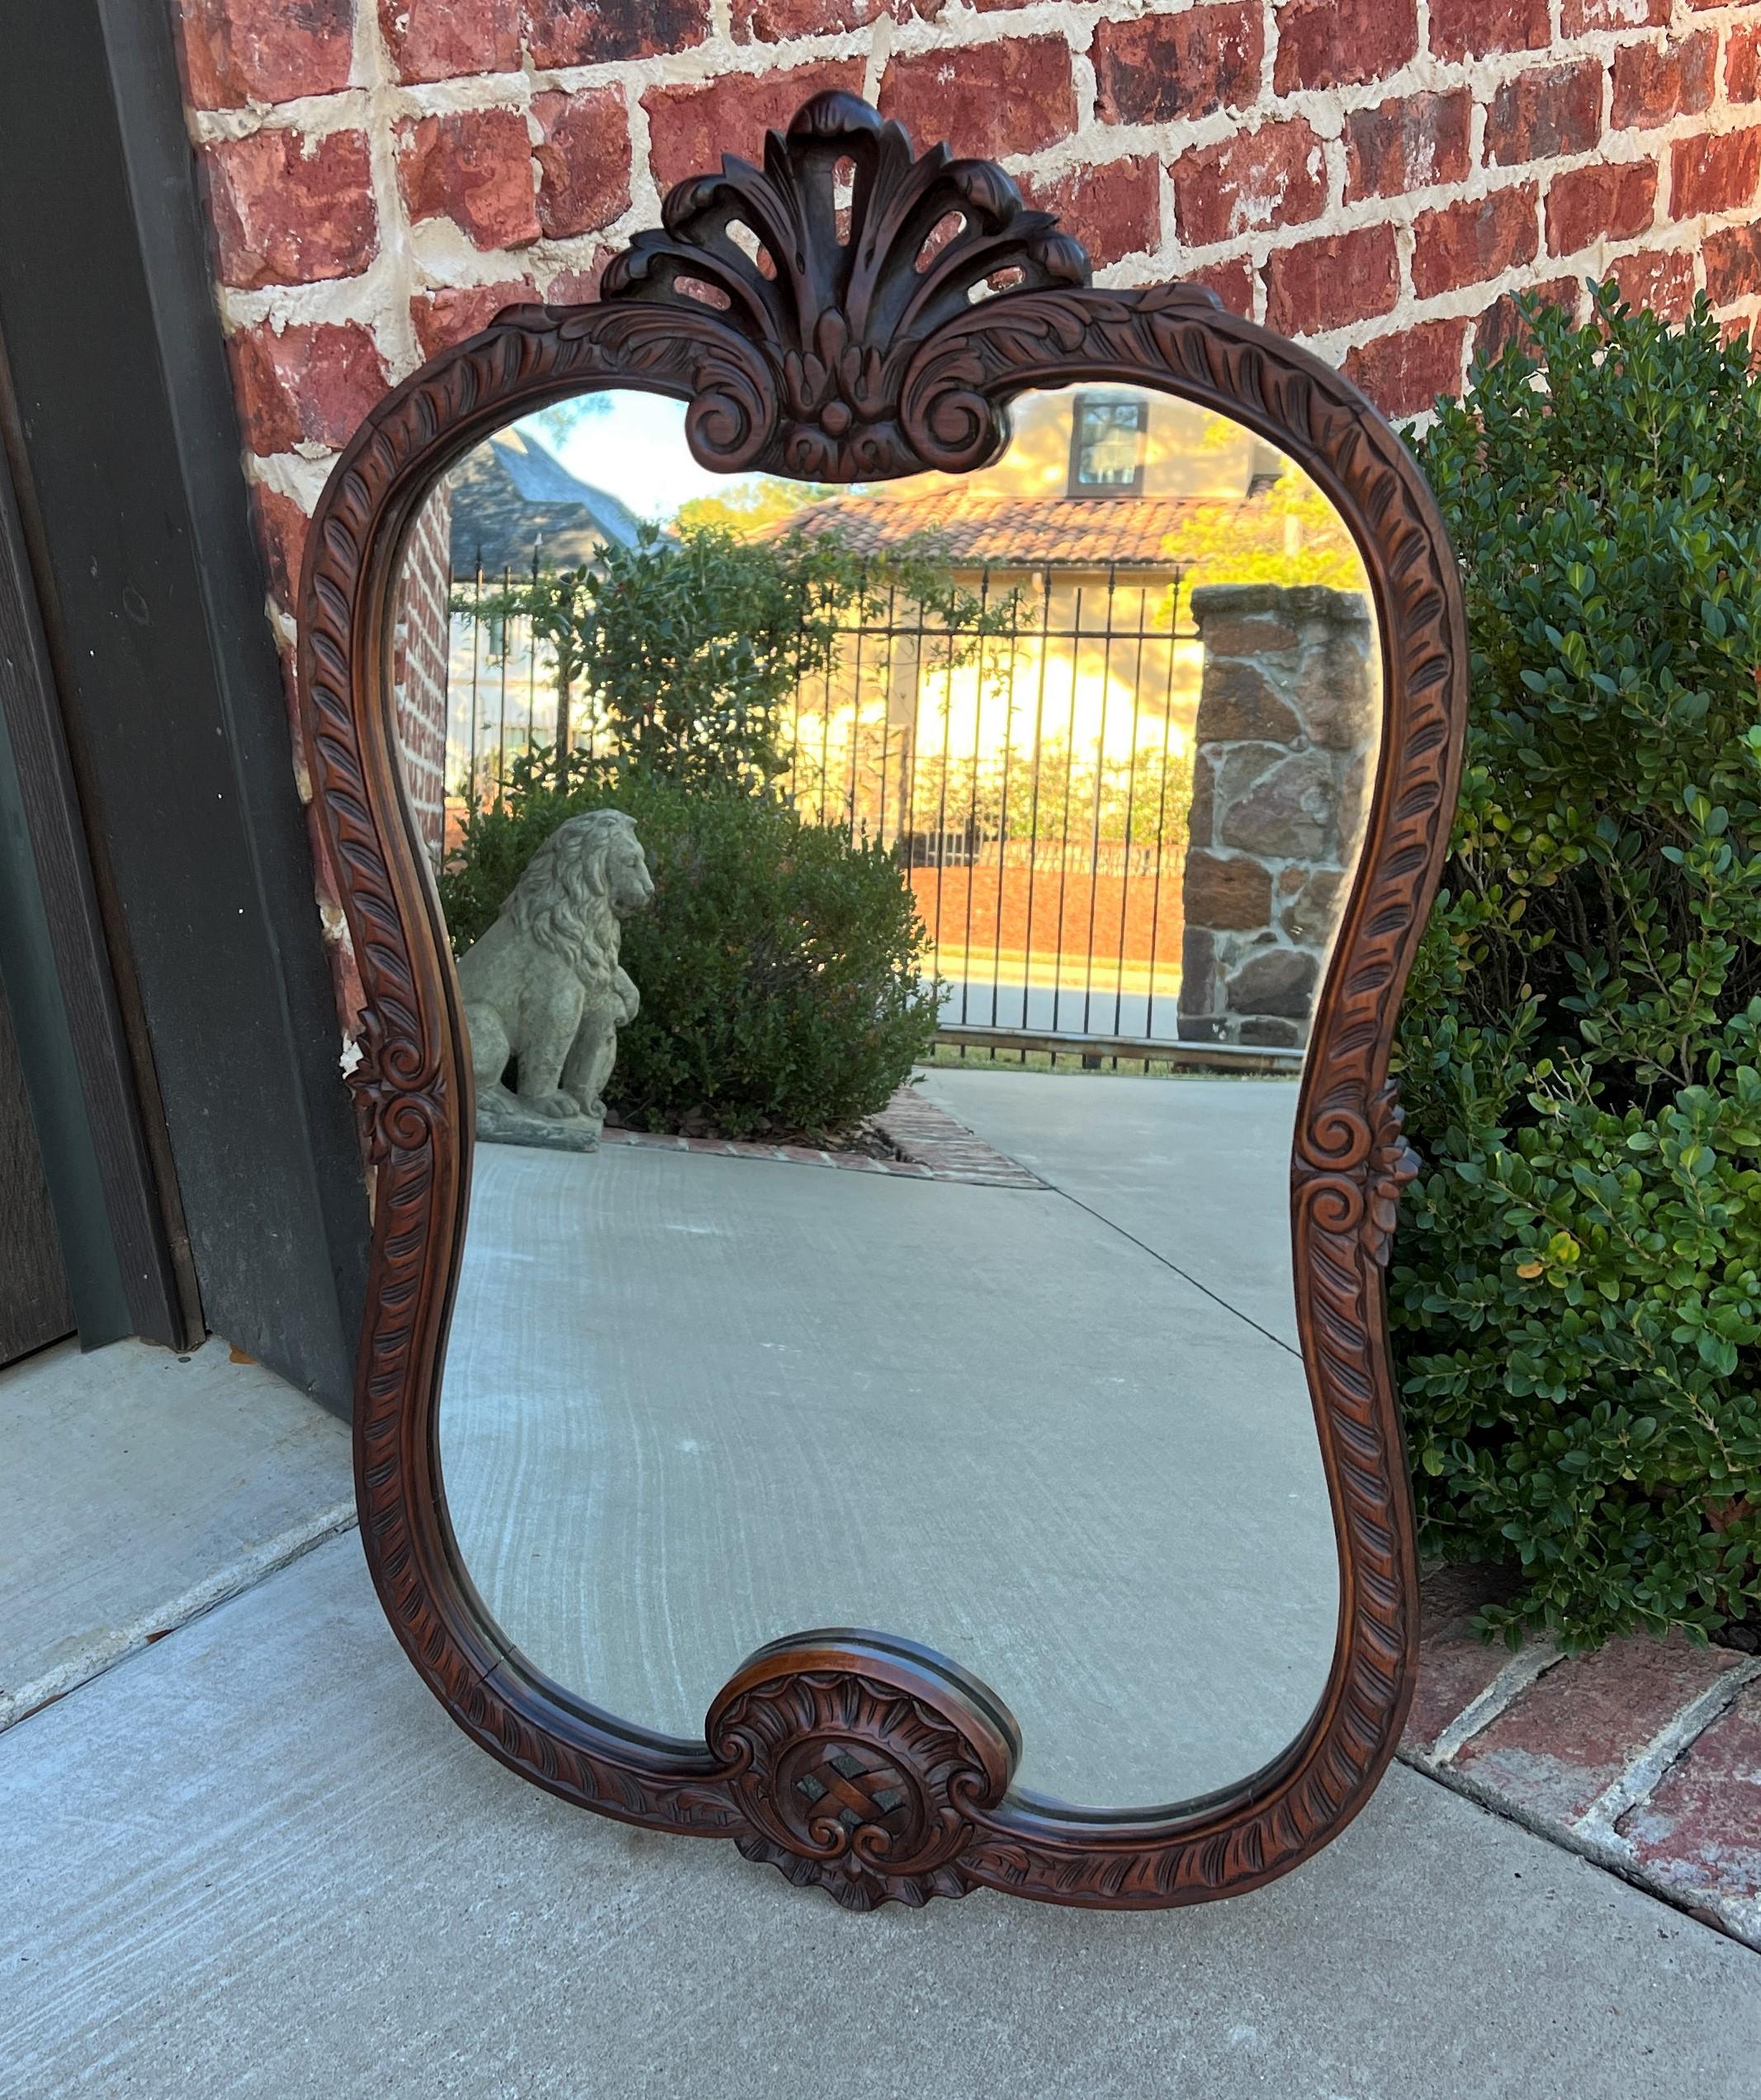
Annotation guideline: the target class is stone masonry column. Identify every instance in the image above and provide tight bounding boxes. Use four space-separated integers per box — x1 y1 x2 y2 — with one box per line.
1177 584 1378 1050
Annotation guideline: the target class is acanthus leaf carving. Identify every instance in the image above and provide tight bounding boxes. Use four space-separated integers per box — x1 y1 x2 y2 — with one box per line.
706 1639 1019 1913
1365 1083 1423 1268
296 89 1466 1917
1291 1079 1421 1271
347 998 443 1167
599 89 1089 480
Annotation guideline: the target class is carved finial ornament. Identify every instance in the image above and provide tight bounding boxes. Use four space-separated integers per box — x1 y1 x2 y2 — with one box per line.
599 90 1091 481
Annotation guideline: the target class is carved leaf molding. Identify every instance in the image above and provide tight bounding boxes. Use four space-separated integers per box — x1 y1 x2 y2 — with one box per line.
599 88 1089 479
296 93 1465 1915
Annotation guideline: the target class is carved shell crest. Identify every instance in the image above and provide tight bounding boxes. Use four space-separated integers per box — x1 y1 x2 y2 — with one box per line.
599 89 1090 481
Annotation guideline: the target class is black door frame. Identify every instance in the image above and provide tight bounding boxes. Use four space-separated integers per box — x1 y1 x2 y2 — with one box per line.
0 423 182 1352
0 0 369 1412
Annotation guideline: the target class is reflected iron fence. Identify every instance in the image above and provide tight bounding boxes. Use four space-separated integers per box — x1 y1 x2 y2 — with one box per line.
447 561 1200 1047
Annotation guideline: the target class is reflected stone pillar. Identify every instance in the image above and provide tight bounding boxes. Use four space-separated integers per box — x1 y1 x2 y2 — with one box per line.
1177 584 1376 1050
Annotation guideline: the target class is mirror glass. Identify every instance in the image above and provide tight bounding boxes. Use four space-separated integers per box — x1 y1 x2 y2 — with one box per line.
386 379 1380 1810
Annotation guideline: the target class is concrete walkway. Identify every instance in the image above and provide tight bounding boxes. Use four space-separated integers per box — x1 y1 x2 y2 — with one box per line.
7 1069 1760 2092
917 1066 1304 1347
0 1334 351 1732
3 1532 1758 2100
911 1071 1761 1950
438 1122 1336 1808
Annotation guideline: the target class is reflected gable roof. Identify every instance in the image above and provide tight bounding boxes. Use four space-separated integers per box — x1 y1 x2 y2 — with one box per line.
448 427 644 578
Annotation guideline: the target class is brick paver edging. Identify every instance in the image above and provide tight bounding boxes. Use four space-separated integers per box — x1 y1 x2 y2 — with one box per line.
601 1088 1043 1190
1404 1565 1761 1951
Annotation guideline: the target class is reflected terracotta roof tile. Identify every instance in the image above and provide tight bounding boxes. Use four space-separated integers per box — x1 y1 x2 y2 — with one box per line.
776 488 1243 567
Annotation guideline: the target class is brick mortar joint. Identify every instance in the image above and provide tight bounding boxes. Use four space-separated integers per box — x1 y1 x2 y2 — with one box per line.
1574 1652 1761 1848
203 65 1761 405
869 1087 1046 1183
189 2 1110 147
1404 1611 1761 1951
1403 1741 1761 1954
168 2 1761 1011
230 159 1759 529
183 9 1753 148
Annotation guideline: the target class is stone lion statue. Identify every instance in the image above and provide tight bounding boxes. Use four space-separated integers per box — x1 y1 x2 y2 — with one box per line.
456 808 653 1150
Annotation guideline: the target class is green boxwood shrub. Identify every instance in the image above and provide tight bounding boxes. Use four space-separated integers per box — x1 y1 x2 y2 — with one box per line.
1394 287 1761 1647
438 757 940 1142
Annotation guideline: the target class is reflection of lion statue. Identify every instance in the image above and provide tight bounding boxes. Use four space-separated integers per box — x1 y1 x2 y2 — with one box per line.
457 808 654 1150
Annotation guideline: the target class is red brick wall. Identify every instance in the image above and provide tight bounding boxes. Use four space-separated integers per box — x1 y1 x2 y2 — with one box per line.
169 0 1761 1036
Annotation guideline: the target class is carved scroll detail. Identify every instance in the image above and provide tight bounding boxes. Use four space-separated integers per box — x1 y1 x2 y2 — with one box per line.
1291 1081 1422 1271
599 89 1090 480
708 1638 1018 1912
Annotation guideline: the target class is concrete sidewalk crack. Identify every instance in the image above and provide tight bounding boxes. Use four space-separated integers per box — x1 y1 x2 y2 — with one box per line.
1033 1174 1305 1358
0 1499 359 1737
1399 1744 1761 1958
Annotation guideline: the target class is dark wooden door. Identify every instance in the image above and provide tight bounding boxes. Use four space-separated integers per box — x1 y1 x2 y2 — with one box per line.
0 963 73 1363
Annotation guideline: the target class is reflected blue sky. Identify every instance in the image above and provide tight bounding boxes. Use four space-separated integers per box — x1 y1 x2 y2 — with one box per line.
537 392 752 524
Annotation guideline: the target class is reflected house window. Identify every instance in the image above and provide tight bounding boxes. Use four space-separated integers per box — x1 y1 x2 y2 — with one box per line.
1068 395 1148 497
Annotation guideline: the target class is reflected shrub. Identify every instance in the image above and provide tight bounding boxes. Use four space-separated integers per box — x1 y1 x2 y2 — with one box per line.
1394 287 1761 1647
458 520 1012 794
439 754 940 1141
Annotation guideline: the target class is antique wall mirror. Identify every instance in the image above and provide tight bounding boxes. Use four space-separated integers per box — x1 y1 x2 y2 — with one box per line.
300 92 1465 1912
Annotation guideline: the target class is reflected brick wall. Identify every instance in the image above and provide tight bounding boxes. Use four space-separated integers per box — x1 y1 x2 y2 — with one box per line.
167 0 1761 1042
390 481 452 867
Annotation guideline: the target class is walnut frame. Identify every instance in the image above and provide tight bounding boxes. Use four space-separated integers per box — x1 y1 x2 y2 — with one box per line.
298 92 1466 1913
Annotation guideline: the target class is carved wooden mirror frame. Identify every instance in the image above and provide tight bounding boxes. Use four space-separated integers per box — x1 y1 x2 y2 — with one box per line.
298 91 1466 1913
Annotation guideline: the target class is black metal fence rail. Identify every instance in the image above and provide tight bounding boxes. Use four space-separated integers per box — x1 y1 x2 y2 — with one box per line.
447 561 1200 1048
